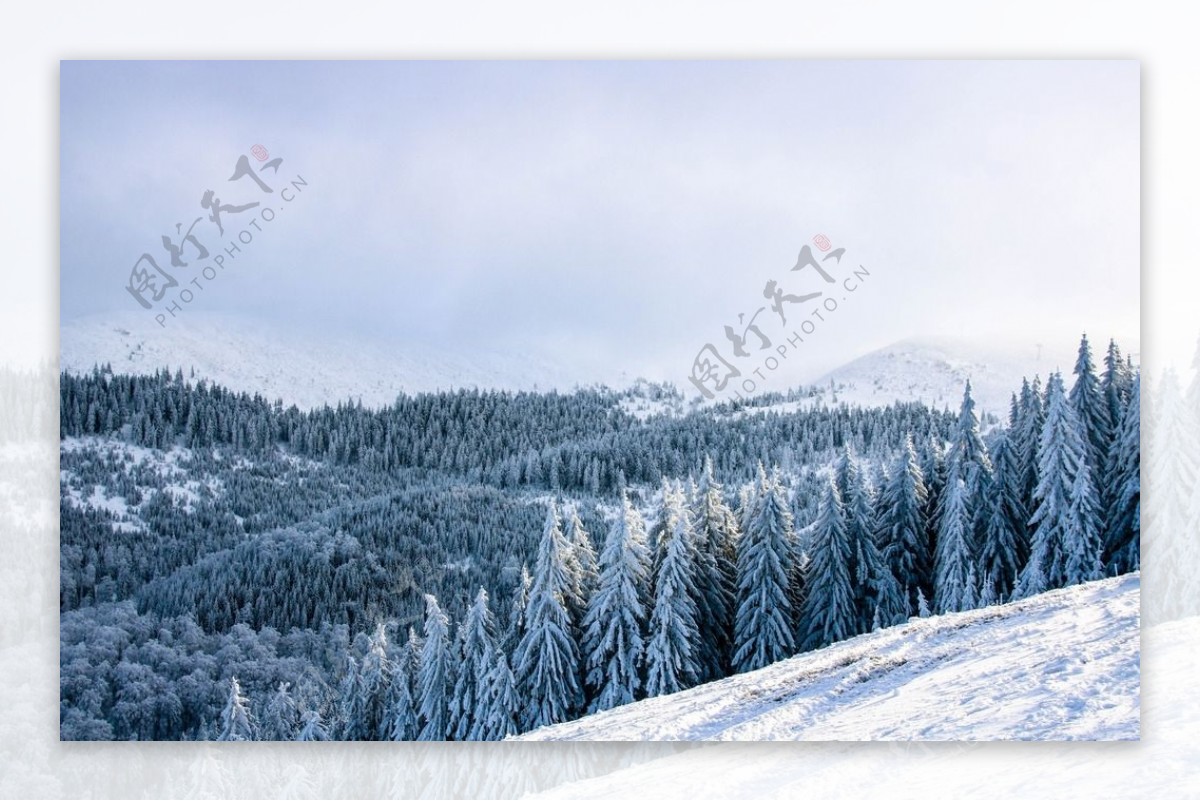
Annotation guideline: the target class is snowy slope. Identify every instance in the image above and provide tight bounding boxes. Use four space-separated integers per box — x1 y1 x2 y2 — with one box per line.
60 312 617 410
520 574 1140 742
801 336 1128 420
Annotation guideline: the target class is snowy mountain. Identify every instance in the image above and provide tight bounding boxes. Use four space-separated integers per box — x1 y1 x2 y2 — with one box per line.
800 336 1135 420
59 312 622 410
520 574 1139 741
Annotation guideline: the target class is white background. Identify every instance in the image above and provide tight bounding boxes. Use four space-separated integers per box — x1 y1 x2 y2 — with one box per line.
3 2 1196 798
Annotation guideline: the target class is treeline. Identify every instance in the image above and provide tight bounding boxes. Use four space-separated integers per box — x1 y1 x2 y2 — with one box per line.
60 369 955 492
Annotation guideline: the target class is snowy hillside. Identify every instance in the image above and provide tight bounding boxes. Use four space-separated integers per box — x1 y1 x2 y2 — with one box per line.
520 574 1139 741
60 312 621 410
800 336 1134 420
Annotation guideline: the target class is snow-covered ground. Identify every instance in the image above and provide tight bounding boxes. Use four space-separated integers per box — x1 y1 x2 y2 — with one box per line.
521 574 1140 742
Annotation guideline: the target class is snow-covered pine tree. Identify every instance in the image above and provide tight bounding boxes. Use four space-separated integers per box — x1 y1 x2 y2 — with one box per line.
1062 458 1104 585
504 565 532 656
1102 339 1133 435
835 446 903 631
800 475 856 650
296 708 330 741
416 594 454 741
450 588 496 741
385 661 418 741
1070 334 1113 499
919 437 947 587
978 431 1025 602
734 467 796 670
1013 377 1045 523
260 682 299 741
944 381 994 565
690 456 738 681
644 489 701 697
1021 372 1092 595
514 502 583 730
359 624 395 740
583 490 650 713
1104 373 1140 574
563 504 599 636
217 676 256 741
934 477 976 614
876 434 929 617
475 649 520 741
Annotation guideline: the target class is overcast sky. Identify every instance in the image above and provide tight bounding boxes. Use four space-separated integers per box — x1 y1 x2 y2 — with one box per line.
61 60 1139 383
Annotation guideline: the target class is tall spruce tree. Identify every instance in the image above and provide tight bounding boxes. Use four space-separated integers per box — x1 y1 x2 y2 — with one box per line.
583 491 650 713
978 432 1026 602
217 676 256 742
690 456 738 681
734 467 796 671
450 588 496 741
835 446 904 631
876 434 929 616
934 477 976 614
1070 334 1113 499
1104 374 1141 573
514 502 582 730
1021 372 1093 595
645 498 701 697
800 475 856 650
416 594 454 741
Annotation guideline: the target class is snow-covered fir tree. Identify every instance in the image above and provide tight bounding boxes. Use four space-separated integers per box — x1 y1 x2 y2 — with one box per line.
217 676 256 741
690 456 739 681
475 649 520 741
260 682 299 741
563 504 599 636
734 467 796 670
800 475 856 650
385 661 418 741
645 488 701 697
1020 372 1093 596
934 477 976 614
1104 374 1140 574
978 431 1026 602
835 446 903 631
876 434 929 616
296 708 330 741
583 490 650 713
450 588 496 741
514 502 582 729
1069 333 1113 498
416 594 454 741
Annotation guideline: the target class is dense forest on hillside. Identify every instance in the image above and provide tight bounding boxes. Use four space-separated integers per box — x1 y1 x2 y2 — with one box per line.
55 335 1139 740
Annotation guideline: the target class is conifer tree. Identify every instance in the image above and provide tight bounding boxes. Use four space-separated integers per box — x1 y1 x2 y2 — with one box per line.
645 492 701 697
836 446 903 631
934 478 976 614
476 649 520 740
416 594 454 741
1022 372 1094 594
1104 374 1141 573
217 676 256 741
734 468 796 670
876 435 929 616
583 491 650 713
800 476 856 649
451 588 496 741
514 502 582 729
690 456 738 681
1070 334 1113 497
